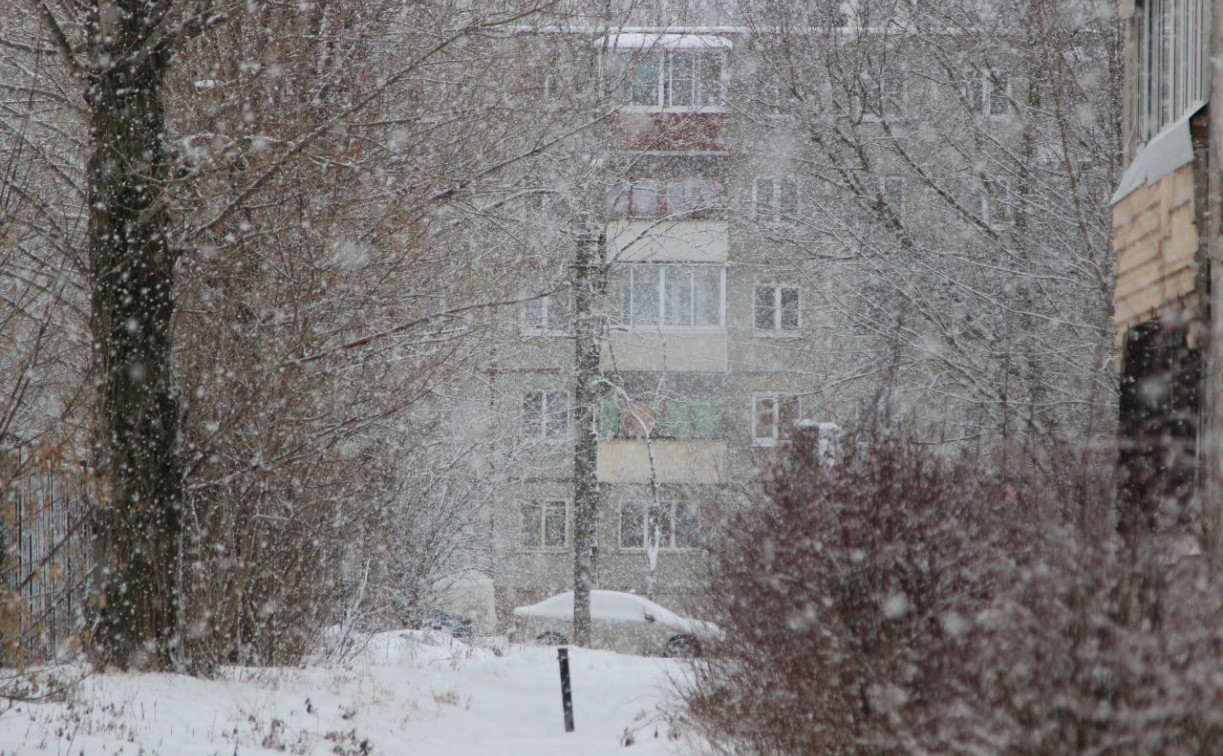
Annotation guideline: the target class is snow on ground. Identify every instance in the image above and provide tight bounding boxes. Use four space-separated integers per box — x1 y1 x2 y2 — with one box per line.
0 631 696 756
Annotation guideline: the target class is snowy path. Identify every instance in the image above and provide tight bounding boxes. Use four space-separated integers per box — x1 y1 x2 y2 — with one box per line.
0 632 694 755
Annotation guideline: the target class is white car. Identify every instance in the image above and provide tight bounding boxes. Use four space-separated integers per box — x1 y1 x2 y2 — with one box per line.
509 590 719 657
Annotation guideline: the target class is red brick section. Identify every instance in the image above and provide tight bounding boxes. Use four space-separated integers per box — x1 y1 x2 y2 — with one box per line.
606 112 727 152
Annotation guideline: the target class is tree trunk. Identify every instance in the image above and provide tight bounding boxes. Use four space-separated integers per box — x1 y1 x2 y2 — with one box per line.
85 4 181 671
571 229 605 647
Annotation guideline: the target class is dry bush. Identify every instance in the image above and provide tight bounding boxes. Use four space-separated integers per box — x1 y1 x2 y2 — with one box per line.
683 431 1223 755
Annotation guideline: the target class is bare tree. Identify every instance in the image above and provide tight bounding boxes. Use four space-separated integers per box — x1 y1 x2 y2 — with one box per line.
4 0 620 670
730 0 1121 461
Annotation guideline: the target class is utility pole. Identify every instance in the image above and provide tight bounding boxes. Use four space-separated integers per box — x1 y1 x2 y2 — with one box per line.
571 223 606 647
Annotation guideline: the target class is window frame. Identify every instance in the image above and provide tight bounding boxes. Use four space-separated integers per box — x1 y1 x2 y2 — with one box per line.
521 499 571 551
753 282 801 336
618 500 700 551
606 176 724 220
521 286 572 336
1134 0 1208 145
522 389 569 440
752 393 802 447
965 69 1010 117
609 263 726 331
753 177 799 222
862 65 906 121
965 175 1014 229
621 49 726 113
599 394 724 439
880 175 905 220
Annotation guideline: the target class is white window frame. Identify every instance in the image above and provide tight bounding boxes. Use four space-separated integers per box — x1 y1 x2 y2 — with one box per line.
521 286 571 335
879 176 905 221
1136 0 1209 145
609 264 726 331
862 66 906 121
965 69 1009 117
760 72 793 116
606 176 724 220
753 177 799 222
523 390 569 440
622 49 725 113
752 394 801 447
618 500 700 551
521 500 570 550
753 283 801 336
965 175 1014 229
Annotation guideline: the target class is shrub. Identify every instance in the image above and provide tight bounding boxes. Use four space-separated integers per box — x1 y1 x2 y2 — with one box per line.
683 431 1223 755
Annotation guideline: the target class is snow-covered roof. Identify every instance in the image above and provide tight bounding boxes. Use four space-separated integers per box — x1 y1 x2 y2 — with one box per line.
597 33 733 50
1111 102 1204 205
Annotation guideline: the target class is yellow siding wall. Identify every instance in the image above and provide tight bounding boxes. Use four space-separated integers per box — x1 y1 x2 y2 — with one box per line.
1112 164 1199 344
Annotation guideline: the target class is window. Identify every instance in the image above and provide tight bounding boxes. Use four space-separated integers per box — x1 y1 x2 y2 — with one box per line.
521 500 569 549
965 175 1014 228
880 176 905 220
753 177 798 221
523 390 568 439
1135 0 1208 144
626 50 724 110
965 70 1009 116
753 394 800 446
608 264 724 329
864 67 905 119
662 399 723 438
523 286 570 334
619 501 699 549
629 181 659 217
882 68 905 118
615 398 659 438
754 284 800 334
758 73 795 116
606 176 723 220
599 395 723 439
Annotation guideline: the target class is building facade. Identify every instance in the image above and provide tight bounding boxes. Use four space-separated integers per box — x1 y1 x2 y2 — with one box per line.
480 5 1119 621
482 29 847 616
1111 0 1215 537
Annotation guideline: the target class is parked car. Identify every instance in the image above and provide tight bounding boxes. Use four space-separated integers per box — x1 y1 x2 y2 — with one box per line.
508 590 719 657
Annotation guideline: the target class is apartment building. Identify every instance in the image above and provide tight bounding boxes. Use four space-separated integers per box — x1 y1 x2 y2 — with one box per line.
482 5 1116 616
1110 0 1214 536
481 28 845 615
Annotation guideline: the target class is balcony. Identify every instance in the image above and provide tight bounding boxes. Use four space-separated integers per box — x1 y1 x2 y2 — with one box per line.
596 439 726 485
607 219 728 263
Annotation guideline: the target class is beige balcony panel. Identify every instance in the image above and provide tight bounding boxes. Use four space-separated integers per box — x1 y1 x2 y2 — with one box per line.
596 439 727 484
601 330 727 372
608 220 728 263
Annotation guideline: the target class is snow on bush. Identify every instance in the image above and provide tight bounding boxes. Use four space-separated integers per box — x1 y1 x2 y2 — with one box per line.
682 431 1223 755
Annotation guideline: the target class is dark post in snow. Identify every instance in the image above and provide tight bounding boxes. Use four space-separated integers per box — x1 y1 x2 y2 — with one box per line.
571 224 606 648
557 647 575 732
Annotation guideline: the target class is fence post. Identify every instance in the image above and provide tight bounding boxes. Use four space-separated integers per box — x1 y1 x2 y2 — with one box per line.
558 646 574 732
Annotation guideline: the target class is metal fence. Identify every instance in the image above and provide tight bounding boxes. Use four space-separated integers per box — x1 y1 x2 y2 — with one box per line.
0 457 90 663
